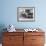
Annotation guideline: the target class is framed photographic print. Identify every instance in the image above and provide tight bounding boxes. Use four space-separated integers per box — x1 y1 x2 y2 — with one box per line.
17 7 35 22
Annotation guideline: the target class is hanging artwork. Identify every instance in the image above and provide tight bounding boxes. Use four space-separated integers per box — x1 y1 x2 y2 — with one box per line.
17 7 35 22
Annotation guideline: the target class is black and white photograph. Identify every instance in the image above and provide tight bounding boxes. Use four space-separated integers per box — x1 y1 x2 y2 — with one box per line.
17 7 35 22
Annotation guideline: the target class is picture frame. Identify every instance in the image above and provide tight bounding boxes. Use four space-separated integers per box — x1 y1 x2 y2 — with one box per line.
17 7 35 22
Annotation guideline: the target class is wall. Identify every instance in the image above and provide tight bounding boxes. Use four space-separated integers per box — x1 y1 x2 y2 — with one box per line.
0 0 46 43
0 0 46 29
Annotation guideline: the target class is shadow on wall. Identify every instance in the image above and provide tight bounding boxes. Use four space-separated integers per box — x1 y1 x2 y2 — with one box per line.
0 24 7 43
